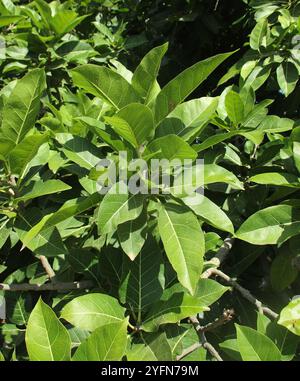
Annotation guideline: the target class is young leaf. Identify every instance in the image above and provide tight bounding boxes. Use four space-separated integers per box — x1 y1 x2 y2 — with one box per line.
61 293 126 331
26 298 71 361
158 203 205 295
132 43 168 103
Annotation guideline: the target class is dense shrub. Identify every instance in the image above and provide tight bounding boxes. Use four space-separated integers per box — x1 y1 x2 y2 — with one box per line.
1 0 300 361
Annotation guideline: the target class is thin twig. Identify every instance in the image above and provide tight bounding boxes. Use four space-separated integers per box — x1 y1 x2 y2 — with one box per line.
0 280 94 291
201 332 223 361
201 309 235 332
176 342 203 361
208 268 279 320
39 256 56 281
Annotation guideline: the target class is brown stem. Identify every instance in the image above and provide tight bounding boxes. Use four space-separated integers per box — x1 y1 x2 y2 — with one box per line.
39 256 56 281
208 268 279 320
0 281 94 291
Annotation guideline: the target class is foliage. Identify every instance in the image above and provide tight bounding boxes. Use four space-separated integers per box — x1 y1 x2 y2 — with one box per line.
1 0 300 362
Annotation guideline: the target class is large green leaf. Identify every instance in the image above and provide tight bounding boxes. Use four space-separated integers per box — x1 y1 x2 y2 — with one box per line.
142 286 208 332
155 97 218 141
127 332 172 361
158 203 205 295
236 205 300 245
105 103 154 148
250 18 268 50
15 208 68 257
14 180 71 203
249 172 300 188
72 319 128 361
276 62 298 97
22 193 102 246
195 279 229 306
98 183 144 235
117 210 147 260
182 193 234 233
25 298 71 361
144 134 197 161
61 293 126 331
8 133 49 177
119 237 164 318
225 90 244 126
153 51 234 124
71 65 140 110
236 324 281 361
132 43 168 103
1 69 46 145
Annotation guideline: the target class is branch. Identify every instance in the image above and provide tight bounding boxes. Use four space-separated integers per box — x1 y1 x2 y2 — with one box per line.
176 342 202 361
208 269 279 320
201 332 223 361
0 280 94 291
39 256 56 281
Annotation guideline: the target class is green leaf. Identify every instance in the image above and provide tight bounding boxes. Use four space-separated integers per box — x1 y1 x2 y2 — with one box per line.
250 18 268 50
98 183 144 235
14 180 71 203
23 193 102 246
235 205 300 245
225 90 244 126
132 43 168 103
119 237 164 317
278 298 300 336
276 62 298 97
25 298 71 361
270 249 298 292
72 319 128 361
144 134 197 161
1 69 46 145
67 249 101 287
8 133 49 176
15 208 68 257
142 286 208 332
118 210 147 260
6 293 32 326
56 134 102 170
204 164 244 190
195 279 229 306
236 324 281 361
156 97 218 141
158 203 205 295
0 15 24 27
249 172 300 188
127 332 172 361
105 103 154 148
154 51 235 124
61 293 126 331
71 65 140 110
182 193 234 233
